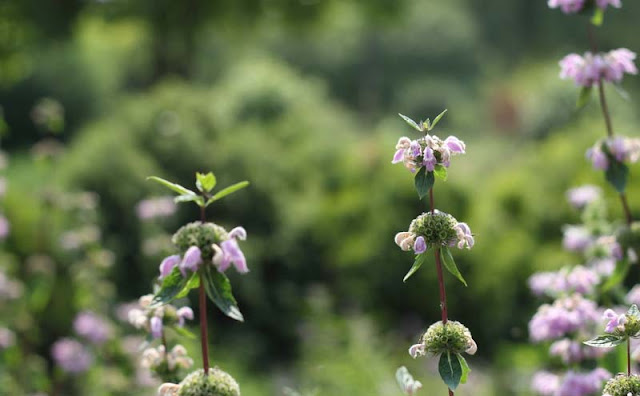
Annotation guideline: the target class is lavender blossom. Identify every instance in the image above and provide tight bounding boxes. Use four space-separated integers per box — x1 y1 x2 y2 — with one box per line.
395 210 474 253
531 368 611 396
549 338 608 364
529 294 600 342
566 185 602 209
136 197 176 220
560 49 637 87
392 134 466 174
51 338 93 373
528 266 600 297
626 285 640 306
150 316 163 339
562 225 593 252
603 309 627 333
73 311 112 345
179 246 202 276
159 255 180 279
531 371 561 395
177 307 194 327
212 227 249 274
586 136 640 170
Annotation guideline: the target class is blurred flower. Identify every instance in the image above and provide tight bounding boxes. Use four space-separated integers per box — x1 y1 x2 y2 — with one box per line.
603 308 628 334
136 197 176 220
59 226 101 250
31 97 64 133
528 266 600 297
150 316 163 339
532 368 611 396
531 370 560 395
0 215 9 240
176 307 194 326
0 271 23 299
586 136 640 171
212 227 249 274
562 225 593 252
0 327 15 349
396 366 422 395
51 338 93 373
529 294 600 342
73 311 113 345
566 185 601 209
549 338 607 364
560 49 637 87
626 285 640 306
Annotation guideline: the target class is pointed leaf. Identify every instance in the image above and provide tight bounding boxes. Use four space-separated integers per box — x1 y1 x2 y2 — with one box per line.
591 8 604 26
403 253 429 283
398 113 423 132
604 157 629 193
440 247 467 286
206 181 250 206
457 354 471 384
196 172 217 193
147 176 197 196
584 334 625 348
152 267 189 306
202 266 244 322
433 164 448 181
628 304 640 319
175 272 200 299
600 258 630 292
430 109 448 130
438 352 462 391
414 167 434 200
174 193 205 206
576 86 593 109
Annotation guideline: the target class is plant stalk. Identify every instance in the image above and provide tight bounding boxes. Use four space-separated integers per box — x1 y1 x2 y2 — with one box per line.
628 338 632 376
199 205 210 373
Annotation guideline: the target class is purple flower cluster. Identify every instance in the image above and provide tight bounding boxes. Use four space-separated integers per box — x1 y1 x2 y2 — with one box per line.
51 338 93 374
529 294 601 342
548 0 621 14
529 266 600 297
549 338 607 364
602 308 627 333
127 295 194 339
73 311 113 345
531 368 611 396
586 136 640 171
559 49 637 87
566 185 602 209
392 134 465 173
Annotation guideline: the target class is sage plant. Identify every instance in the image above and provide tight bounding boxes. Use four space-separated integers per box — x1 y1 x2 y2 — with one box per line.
392 111 476 395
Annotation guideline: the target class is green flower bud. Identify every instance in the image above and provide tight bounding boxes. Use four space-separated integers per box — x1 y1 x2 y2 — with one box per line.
172 222 229 261
624 315 640 337
177 368 240 396
422 321 476 355
409 211 458 247
603 374 640 396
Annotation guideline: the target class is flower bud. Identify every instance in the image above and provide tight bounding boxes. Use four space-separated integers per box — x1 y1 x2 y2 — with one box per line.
602 374 640 396
409 211 458 247
419 321 476 356
176 368 240 396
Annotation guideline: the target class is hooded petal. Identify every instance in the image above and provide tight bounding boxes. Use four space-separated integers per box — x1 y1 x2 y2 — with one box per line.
413 236 427 254
392 148 405 164
159 255 181 279
221 239 249 274
229 226 247 241
179 246 202 277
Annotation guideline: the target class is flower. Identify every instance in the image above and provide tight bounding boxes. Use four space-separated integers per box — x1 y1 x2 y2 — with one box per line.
453 222 474 249
51 338 93 374
531 368 611 396
528 266 600 297
159 255 181 279
179 246 202 276
549 338 607 364
562 225 593 252
150 316 163 339
413 236 427 254
160 368 240 396
396 366 423 395
603 373 640 396
177 307 194 326
626 285 640 306
531 370 561 395
392 133 466 174
547 0 585 13
560 49 637 87
0 327 15 349
529 294 600 342
566 185 602 209
73 311 112 345
412 320 476 357
395 210 474 253
212 227 248 274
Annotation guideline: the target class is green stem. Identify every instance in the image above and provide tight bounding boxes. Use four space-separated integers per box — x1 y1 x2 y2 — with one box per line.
199 205 210 373
628 338 632 376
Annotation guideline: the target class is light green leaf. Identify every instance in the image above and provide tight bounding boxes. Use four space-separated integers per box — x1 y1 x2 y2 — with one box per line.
433 164 448 181
147 176 197 196
196 172 217 193
175 272 200 299
398 113 423 132
414 167 434 200
457 354 471 384
206 181 250 206
576 86 593 109
591 8 604 26
152 267 189 306
438 352 462 391
430 109 448 130
403 253 429 283
584 334 625 348
202 266 244 322
174 193 205 206
440 247 467 286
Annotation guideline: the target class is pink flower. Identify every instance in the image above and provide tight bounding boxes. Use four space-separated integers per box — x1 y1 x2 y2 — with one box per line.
444 136 466 154
413 237 427 254
179 246 202 276
603 309 627 333
548 0 585 13
177 307 194 327
159 255 180 279
213 227 249 274
454 222 474 249
150 316 163 339
596 0 622 9
422 147 437 172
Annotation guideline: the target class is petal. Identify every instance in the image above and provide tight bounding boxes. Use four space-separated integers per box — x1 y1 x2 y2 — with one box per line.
392 149 405 164
159 255 181 279
408 343 425 358
180 246 202 276
413 236 427 254
221 239 249 274
466 338 477 355
229 226 247 241
395 232 412 247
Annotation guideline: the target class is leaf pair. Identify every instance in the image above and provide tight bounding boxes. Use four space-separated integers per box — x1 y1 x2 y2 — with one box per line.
403 247 467 286
148 173 249 208
438 352 471 391
399 110 448 133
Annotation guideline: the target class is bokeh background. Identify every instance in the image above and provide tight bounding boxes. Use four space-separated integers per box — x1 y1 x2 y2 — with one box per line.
1 0 640 395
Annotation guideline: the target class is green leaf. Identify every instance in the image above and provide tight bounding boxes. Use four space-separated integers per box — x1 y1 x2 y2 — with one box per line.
403 253 429 283
605 157 629 193
600 259 630 292
576 86 593 109
438 352 462 391
591 7 604 26
152 267 189 306
171 325 197 339
584 334 625 348
202 266 244 322
174 194 205 206
147 176 197 196
433 164 448 181
457 354 471 385
628 304 640 319
196 172 217 193
398 113 423 132
175 272 200 299
414 167 434 200
440 247 467 287
430 109 448 130
206 181 250 206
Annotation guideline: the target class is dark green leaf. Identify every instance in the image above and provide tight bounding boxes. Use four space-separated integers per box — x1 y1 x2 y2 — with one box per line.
591 8 604 26
433 164 448 181
202 266 244 322
171 325 196 339
414 167 434 200
196 172 217 193
206 181 250 206
430 109 448 130
605 157 629 193
438 352 462 391
600 259 630 292
147 176 197 196
398 113 423 131
457 354 471 384
628 304 640 319
152 267 188 306
576 86 593 109
440 247 467 286
584 334 625 348
403 253 429 283
175 272 200 299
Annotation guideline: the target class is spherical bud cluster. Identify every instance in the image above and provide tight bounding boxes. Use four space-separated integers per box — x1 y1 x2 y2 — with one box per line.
528 266 600 297
136 197 177 220
127 295 193 339
73 311 113 345
392 134 465 173
51 338 93 374
395 210 473 254
603 308 640 336
603 374 640 396
409 321 476 358
560 49 637 87
531 368 611 396
160 368 241 396
548 0 621 14
566 185 602 210
586 136 640 171
141 344 193 372
529 294 600 342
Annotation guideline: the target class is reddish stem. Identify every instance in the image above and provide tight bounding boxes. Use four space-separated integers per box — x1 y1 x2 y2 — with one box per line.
199 205 210 373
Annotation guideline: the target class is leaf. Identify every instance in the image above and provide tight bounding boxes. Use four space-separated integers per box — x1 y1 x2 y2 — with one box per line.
171 325 197 339
457 354 471 385
152 267 189 306
433 164 448 181
600 259 630 292
628 304 640 319
196 172 217 193
147 176 197 196
438 352 462 391
206 181 250 206
174 194 205 206
403 253 429 283
584 334 625 348
605 157 629 193
202 266 244 322
398 113 423 132
591 7 604 26
175 272 200 299
430 109 448 130
440 247 467 287
576 86 593 109
414 167 434 200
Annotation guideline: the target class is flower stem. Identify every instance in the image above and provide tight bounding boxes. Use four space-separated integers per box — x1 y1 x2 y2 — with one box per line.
199 205 210 373
628 338 632 376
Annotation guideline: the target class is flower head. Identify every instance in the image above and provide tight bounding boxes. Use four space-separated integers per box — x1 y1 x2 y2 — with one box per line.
396 366 423 395
411 320 476 357
51 338 93 374
160 367 241 396
547 0 585 13
392 134 466 174
603 373 640 396
213 227 249 274
73 311 112 345
529 294 600 342
395 210 473 253
566 185 602 209
560 49 637 87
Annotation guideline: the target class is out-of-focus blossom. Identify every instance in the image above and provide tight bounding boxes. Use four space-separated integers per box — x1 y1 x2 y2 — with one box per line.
51 338 93 373
566 185 602 209
0 327 15 349
212 227 249 274
532 368 611 396
392 133 466 174
141 344 193 371
59 226 101 250
0 271 23 299
560 49 637 87
531 370 561 395
176 307 194 327
529 294 600 342
549 338 608 364
586 136 640 171
136 197 176 220
150 316 163 339
562 226 593 253
0 215 9 240
626 285 640 306
31 97 64 133
528 266 600 297
73 311 113 345
396 366 423 395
